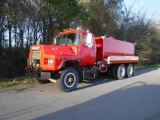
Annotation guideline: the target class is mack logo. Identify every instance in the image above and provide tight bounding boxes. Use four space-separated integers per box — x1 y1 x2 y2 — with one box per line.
52 48 58 50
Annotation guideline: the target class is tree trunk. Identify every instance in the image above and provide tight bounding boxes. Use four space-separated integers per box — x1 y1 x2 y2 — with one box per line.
14 26 17 48
20 29 24 49
43 26 46 44
26 26 29 48
0 31 2 49
8 24 12 50
34 29 37 44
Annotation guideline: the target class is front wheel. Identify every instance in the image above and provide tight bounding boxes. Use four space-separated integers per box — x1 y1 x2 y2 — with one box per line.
58 67 79 92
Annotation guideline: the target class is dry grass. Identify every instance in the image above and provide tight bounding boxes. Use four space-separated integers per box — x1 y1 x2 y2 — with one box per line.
0 77 35 87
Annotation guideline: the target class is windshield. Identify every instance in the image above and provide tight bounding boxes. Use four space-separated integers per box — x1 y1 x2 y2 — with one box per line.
58 33 80 45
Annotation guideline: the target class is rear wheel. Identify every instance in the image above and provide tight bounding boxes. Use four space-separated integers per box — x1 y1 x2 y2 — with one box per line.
58 67 79 92
116 64 126 80
112 65 117 79
126 64 134 78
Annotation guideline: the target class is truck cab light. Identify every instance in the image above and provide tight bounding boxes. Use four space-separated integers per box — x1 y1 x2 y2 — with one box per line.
32 46 40 50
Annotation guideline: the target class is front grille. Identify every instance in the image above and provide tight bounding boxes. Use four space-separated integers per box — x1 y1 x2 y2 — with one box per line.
32 50 40 59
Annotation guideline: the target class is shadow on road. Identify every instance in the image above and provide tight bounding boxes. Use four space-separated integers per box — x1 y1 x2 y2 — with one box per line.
34 81 160 120
76 74 114 91
76 67 160 91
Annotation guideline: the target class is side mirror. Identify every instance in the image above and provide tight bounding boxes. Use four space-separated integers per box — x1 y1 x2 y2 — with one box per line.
84 33 93 47
53 36 59 44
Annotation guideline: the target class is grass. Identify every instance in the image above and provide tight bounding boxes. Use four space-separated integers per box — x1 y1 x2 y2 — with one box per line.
136 64 160 70
0 77 35 87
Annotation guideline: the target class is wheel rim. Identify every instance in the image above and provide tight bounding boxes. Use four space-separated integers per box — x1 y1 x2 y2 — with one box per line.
64 72 76 88
120 67 125 77
128 64 133 75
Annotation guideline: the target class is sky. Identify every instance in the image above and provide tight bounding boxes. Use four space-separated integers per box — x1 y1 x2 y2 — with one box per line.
124 0 160 21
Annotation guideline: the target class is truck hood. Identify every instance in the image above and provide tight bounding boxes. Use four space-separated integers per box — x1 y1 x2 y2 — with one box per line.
41 45 78 56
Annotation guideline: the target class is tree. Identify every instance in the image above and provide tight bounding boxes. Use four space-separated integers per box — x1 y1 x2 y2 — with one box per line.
80 0 123 36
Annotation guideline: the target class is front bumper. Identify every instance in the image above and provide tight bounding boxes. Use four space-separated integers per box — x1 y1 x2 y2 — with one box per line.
26 67 51 80
26 58 51 80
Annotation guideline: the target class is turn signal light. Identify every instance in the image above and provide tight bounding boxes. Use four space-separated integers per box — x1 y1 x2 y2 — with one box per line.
44 58 54 65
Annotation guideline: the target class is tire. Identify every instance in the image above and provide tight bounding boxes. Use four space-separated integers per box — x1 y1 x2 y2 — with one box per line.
116 64 126 80
126 64 134 78
112 65 117 79
58 67 79 92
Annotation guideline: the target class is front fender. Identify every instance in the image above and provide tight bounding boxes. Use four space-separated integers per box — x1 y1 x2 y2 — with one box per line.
58 60 80 70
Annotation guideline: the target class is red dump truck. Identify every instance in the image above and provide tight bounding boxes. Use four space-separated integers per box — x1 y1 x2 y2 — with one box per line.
26 28 139 92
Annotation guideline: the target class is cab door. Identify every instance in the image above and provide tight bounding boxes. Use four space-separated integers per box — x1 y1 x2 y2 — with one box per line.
81 33 96 66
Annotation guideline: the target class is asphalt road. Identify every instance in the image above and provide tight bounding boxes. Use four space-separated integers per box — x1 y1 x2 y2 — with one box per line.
0 67 160 120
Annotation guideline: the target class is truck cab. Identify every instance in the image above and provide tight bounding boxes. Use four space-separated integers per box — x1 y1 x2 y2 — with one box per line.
26 28 98 92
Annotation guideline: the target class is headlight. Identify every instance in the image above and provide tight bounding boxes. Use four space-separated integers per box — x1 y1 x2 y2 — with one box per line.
44 58 54 65
48 58 54 65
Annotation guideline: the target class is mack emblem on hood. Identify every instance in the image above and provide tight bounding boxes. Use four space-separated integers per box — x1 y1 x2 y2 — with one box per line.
52 48 58 50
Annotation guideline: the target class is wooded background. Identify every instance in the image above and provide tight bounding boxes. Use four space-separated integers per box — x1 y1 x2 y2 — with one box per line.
0 0 160 78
